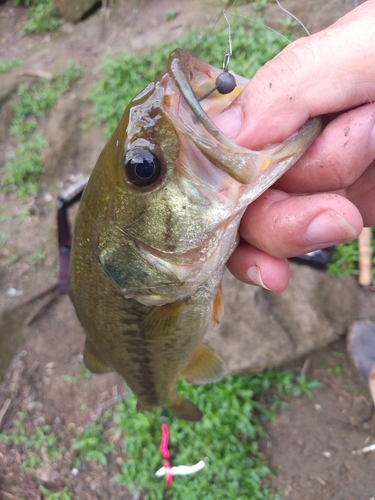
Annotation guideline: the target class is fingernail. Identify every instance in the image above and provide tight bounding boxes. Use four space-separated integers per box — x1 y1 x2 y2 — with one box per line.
305 211 359 245
247 265 272 290
212 106 242 139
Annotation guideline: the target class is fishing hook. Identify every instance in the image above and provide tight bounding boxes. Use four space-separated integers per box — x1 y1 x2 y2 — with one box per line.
197 8 237 103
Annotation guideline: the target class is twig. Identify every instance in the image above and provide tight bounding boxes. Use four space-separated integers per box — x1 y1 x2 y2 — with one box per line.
97 391 127 413
322 376 352 398
99 6 138 50
23 289 60 326
20 70 52 79
0 398 11 428
300 357 311 376
315 476 326 486
352 442 375 455
21 283 58 306
0 490 20 500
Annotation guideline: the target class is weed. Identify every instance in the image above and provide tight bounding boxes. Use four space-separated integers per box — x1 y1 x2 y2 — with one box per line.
327 228 375 281
3 134 47 197
333 351 346 359
327 240 359 278
0 231 9 245
113 370 318 499
13 0 37 5
71 412 114 468
0 59 23 73
291 373 320 398
11 62 82 140
163 9 178 21
79 366 92 380
29 245 46 270
62 374 79 384
39 486 73 500
0 411 66 471
2 63 82 197
326 364 343 376
62 367 91 384
17 0 61 34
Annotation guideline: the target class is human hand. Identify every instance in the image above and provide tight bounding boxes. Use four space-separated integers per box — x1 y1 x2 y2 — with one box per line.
216 0 375 291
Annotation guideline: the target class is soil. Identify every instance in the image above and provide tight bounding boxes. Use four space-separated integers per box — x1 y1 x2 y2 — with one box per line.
0 1 374 499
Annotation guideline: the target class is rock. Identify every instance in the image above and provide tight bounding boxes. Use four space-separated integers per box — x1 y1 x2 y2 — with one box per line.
0 72 20 147
207 264 359 374
52 0 100 23
0 98 14 148
41 97 82 180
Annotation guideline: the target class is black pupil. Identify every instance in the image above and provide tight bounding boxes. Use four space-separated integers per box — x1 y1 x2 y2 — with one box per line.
135 159 154 179
125 150 162 187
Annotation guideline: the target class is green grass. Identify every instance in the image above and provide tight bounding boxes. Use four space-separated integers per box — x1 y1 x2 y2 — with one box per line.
0 411 66 472
39 486 73 500
14 0 61 34
90 9 294 137
0 59 23 73
29 244 46 270
0 368 318 499
113 370 318 499
2 62 82 197
327 240 359 278
163 9 178 21
72 411 114 468
327 228 375 281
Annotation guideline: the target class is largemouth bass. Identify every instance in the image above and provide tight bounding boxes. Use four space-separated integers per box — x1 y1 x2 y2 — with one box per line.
69 49 321 421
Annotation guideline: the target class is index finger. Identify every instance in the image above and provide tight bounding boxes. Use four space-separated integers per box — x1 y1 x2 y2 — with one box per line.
217 0 375 150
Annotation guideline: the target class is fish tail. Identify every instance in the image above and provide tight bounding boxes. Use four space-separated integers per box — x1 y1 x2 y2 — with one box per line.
136 394 203 422
168 394 203 422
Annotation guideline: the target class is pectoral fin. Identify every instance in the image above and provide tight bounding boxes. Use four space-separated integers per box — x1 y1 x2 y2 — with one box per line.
181 344 226 384
141 301 184 339
212 284 223 325
83 337 113 374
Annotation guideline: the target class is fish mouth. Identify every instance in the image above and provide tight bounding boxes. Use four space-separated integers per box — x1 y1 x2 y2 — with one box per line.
163 49 321 188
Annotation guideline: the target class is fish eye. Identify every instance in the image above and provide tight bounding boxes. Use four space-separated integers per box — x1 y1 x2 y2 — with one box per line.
124 149 162 187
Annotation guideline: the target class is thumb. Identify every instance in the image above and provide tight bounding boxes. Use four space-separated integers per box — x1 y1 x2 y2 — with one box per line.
214 0 375 149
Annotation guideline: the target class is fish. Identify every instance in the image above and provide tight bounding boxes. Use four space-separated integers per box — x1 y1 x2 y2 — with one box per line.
69 49 321 422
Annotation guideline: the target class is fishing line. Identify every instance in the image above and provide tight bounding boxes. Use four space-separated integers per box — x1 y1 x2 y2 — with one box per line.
197 0 312 104
197 8 237 103
274 0 310 36
155 409 206 490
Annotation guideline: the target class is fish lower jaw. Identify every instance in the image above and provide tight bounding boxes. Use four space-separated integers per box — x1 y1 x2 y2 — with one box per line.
124 293 189 306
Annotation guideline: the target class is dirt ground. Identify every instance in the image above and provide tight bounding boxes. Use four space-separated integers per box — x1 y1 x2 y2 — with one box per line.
1 0 374 499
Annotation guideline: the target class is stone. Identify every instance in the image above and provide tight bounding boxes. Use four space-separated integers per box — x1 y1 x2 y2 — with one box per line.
206 264 359 374
52 0 100 23
41 97 82 180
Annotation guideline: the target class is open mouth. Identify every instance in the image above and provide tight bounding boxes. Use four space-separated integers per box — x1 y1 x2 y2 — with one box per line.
164 49 321 188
